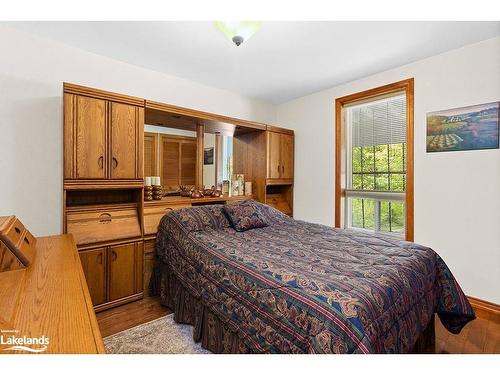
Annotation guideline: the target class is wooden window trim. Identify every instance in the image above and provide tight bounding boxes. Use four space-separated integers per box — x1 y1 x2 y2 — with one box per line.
334 78 414 241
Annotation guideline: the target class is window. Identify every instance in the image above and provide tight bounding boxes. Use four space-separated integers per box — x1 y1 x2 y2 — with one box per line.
335 79 414 240
222 135 233 180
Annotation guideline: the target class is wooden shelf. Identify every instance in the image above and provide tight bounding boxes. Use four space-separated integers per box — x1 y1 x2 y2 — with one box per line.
143 194 252 207
266 179 293 186
64 179 144 190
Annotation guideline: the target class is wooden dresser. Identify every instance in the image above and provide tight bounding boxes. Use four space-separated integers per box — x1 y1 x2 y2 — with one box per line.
0 234 105 354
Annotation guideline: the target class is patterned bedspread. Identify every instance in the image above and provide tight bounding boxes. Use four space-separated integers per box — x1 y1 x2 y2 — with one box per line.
155 203 475 353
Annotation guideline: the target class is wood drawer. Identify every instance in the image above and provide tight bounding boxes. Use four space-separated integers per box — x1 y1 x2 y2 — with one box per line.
143 203 191 236
66 205 141 246
0 216 36 266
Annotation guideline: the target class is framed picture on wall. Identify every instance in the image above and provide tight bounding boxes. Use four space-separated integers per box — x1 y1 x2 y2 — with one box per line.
204 147 214 165
426 101 499 152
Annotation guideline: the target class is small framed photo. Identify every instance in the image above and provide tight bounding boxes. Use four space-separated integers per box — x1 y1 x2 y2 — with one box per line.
204 147 214 165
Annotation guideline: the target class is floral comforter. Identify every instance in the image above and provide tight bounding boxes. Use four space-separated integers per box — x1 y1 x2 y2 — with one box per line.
155 203 475 353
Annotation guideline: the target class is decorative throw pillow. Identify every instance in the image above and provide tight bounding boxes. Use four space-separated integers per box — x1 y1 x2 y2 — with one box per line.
171 205 231 232
223 200 269 232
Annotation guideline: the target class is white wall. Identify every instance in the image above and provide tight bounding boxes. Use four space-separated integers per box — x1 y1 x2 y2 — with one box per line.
0 26 276 236
277 37 500 304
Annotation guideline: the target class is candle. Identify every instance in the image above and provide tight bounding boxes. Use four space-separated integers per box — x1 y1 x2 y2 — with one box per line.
145 177 152 186
154 176 161 186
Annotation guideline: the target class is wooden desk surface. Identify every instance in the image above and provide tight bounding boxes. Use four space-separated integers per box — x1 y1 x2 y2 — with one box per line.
0 235 105 354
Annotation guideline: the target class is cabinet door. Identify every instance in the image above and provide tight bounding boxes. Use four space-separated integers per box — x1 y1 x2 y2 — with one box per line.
280 134 294 179
74 96 107 179
180 141 197 186
79 247 107 306
143 240 156 297
160 137 181 191
267 132 282 179
144 132 158 177
108 242 143 302
110 102 143 179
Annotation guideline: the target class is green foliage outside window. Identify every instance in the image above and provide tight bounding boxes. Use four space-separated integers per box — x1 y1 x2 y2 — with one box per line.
350 143 406 235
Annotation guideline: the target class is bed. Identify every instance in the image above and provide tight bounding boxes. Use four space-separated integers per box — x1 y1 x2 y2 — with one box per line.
151 201 475 353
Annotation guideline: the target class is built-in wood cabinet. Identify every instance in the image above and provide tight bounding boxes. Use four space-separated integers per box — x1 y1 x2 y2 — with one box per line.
280 134 294 180
62 83 295 313
63 83 145 312
78 241 143 310
108 242 143 302
64 91 144 181
267 131 282 179
66 203 142 246
266 131 294 181
79 247 107 306
64 95 107 179
110 102 144 179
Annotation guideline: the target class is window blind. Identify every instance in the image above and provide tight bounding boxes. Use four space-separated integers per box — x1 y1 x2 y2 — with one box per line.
348 94 406 147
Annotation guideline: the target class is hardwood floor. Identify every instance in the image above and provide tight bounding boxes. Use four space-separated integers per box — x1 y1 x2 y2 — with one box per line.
97 296 499 353
96 296 171 337
435 314 499 354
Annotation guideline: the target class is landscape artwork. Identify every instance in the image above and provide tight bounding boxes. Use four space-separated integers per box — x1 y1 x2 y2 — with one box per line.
426 102 499 152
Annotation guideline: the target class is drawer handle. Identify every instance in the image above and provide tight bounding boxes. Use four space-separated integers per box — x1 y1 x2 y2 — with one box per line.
111 250 117 262
98 156 104 169
112 157 118 169
98 213 112 223
97 253 103 264
24 237 30 245
14 226 21 234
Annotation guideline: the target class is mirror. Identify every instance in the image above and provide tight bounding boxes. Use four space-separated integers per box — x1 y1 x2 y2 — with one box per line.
144 124 197 193
143 107 237 197
203 133 233 190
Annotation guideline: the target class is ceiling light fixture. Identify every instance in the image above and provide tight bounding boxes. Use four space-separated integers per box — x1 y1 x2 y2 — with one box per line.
215 21 261 47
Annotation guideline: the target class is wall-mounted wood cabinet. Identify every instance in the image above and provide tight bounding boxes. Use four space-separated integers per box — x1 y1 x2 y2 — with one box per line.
64 93 144 181
79 241 143 310
266 131 294 181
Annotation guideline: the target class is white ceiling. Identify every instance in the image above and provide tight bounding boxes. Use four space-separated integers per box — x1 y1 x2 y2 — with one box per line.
5 21 500 104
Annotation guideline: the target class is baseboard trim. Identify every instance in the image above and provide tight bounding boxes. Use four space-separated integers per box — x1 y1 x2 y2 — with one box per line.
467 295 500 324
94 293 144 313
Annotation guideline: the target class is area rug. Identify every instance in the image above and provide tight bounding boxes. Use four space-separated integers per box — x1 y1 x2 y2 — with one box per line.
104 314 211 354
